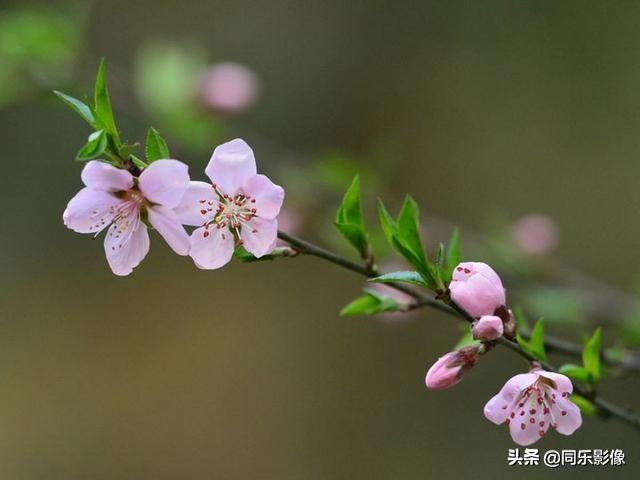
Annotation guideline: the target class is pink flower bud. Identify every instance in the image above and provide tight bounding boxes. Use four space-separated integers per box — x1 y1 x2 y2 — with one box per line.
472 315 504 341
425 346 480 390
449 262 506 318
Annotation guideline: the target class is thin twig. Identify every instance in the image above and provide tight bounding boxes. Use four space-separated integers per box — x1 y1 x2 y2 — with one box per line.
277 230 640 431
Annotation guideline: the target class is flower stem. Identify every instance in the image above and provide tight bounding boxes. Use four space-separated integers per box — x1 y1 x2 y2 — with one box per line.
277 230 640 432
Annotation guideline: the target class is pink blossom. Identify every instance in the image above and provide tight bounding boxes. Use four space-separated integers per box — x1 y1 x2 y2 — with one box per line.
449 262 506 318
176 139 284 269
484 368 582 445
63 160 191 275
510 214 559 255
199 62 260 113
425 346 480 390
472 315 504 341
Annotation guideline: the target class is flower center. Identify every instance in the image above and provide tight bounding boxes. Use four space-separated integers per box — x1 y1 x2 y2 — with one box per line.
200 188 258 240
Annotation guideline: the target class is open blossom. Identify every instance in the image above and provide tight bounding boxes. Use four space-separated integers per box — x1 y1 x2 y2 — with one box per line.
484 368 582 445
425 346 480 390
176 138 284 269
449 262 506 318
63 160 190 275
472 315 504 341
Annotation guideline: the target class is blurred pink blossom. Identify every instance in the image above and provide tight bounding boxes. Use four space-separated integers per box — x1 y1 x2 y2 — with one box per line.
449 262 506 318
510 214 559 255
199 62 260 113
484 368 581 445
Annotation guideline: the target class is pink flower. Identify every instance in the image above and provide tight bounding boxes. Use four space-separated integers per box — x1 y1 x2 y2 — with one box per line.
176 139 284 269
510 214 559 255
484 368 582 445
472 315 504 341
63 160 190 276
425 346 480 390
199 62 260 113
449 262 506 318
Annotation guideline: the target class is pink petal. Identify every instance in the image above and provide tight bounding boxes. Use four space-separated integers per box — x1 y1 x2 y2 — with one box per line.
537 370 574 395
550 396 582 436
174 181 219 226
189 226 234 269
138 159 190 208
508 401 544 446
484 392 515 425
81 161 133 192
104 211 149 276
240 217 277 258
147 206 190 255
484 373 538 425
243 174 285 220
205 138 257 195
63 187 122 234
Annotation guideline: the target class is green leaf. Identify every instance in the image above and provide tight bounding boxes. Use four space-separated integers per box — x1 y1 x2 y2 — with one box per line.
512 307 530 332
340 289 399 316
119 142 141 159
569 394 598 416
582 328 602 384
369 271 427 287
145 127 171 162
377 199 396 246
75 130 107 161
130 154 148 169
517 319 546 361
53 90 96 127
334 174 369 258
558 364 593 384
93 58 120 146
395 195 427 267
443 227 461 283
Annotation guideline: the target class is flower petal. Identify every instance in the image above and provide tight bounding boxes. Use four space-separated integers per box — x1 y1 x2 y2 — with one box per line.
147 205 190 255
189 226 234 269
174 181 219 226
508 401 544 446
104 211 149 276
484 372 538 426
537 370 574 395
240 217 277 258
63 187 122 234
205 138 256 195
81 161 134 192
138 159 190 208
484 392 515 425
550 396 582 436
243 174 285 220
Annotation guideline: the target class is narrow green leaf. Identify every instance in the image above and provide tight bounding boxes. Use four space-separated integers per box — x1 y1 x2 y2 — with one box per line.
369 271 427 287
570 394 598 416
582 328 602 383
130 154 148 169
340 289 399 316
75 130 107 161
145 127 171 162
512 307 530 332
377 199 396 245
443 227 461 283
453 329 480 350
396 195 427 266
558 364 593 384
517 319 546 361
94 58 120 145
53 90 96 127
334 174 369 257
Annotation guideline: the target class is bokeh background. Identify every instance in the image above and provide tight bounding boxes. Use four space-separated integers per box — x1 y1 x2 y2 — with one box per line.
1 1 640 478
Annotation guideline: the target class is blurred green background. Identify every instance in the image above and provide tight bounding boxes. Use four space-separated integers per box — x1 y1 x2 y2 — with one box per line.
1 0 639 478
